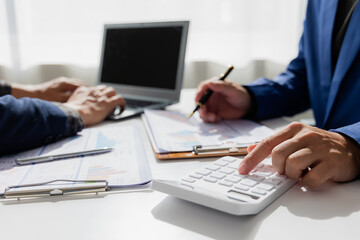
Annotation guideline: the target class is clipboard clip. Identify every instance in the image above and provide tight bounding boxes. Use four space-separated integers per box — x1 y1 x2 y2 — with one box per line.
4 179 109 199
192 142 255 156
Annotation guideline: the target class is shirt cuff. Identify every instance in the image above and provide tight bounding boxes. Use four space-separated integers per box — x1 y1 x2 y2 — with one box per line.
0 80 11 97
242 85 258 119
52 102 85 137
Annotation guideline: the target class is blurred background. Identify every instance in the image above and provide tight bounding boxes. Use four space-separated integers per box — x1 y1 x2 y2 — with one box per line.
0 0 307 88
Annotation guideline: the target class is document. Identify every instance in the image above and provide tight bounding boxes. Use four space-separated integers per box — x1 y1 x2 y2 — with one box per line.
0 122 151 195
143 109 274 153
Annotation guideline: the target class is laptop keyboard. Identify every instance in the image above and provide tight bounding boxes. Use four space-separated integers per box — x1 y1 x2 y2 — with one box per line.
125 98 160 109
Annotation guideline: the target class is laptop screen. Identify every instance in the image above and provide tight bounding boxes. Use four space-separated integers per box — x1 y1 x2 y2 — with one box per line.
100 24 184 90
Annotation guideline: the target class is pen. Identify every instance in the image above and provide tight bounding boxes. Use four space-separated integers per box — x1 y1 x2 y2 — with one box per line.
16 147 113 165
188 65 234 118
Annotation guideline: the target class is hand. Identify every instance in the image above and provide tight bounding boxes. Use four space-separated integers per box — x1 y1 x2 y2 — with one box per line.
11 77 87 102
64 85 125 126
195 78 252 122
238 122 360 189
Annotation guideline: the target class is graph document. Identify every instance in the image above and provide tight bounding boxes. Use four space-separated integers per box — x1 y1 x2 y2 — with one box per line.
0 122 151 195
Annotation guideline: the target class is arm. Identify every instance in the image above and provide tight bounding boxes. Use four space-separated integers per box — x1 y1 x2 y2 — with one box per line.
0 95 79 155
1 77 87 102
0 85 125 156
194 35 310 123
245 35 310 120
238 122 360 189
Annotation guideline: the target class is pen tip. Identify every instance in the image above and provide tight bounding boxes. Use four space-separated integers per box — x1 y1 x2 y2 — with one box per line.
188 112 194 119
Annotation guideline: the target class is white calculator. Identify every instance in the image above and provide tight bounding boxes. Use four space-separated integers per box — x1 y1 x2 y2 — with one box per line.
152 156 297 215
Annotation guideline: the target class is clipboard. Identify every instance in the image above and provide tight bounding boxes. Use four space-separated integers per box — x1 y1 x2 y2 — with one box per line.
4 179 109 199
154 142 250 160
142 110 274 161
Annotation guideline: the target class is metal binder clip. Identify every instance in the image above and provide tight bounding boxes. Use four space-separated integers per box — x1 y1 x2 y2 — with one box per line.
192 142 254 156
4 179 109 199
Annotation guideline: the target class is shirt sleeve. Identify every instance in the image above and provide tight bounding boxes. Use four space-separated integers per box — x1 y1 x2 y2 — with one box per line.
52 102 84 137
244 34 310 121
0 95 84 156
0 80 11 97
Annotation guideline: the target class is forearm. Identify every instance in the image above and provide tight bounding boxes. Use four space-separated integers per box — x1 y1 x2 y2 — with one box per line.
0 96 84 155
0 80 39 98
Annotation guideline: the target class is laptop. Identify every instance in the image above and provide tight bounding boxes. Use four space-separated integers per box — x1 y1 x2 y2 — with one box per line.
98 21 189 120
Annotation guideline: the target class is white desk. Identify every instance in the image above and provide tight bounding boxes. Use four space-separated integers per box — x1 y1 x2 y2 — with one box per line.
1 89 360 240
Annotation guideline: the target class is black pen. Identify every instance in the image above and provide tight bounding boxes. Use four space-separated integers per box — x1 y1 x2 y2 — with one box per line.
188 65 234 118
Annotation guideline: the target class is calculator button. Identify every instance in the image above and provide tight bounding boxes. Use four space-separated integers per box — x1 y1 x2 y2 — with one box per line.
214 161 228 167
204 177 217 183
234 184 249 191
240 179 258 187
255 171 273 177
181 177 196 183
257 183 274 191
189 173 203 179
233 172 247 178
219 168 234 175
263 178 282 185
272 173 288 180
221 156 237 163
227 162 239 169
251 188 267 196
219 180 233 187
247 174 265 182
210 172 226 180
205 165 221 171
195 169 212 176
224 175 241 183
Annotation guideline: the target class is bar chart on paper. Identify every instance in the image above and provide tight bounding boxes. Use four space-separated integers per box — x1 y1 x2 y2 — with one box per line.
143 109 274 153
0 123 151 195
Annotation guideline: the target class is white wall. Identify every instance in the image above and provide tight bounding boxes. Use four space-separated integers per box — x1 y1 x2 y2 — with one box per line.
0 0 307 85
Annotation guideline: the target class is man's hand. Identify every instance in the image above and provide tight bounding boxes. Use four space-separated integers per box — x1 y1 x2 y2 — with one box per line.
195 78 252 122
12 77 87 102
239 122 360 189
64 85 125 126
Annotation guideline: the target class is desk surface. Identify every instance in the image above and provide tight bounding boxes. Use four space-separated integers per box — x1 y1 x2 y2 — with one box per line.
1 89 360 240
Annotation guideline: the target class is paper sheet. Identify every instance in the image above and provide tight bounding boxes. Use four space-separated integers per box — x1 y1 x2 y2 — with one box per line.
0 123 151 195
143 110 274 153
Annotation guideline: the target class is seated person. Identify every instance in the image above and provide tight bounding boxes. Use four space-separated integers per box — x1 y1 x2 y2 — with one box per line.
195 0 360 189
0 77 125 155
